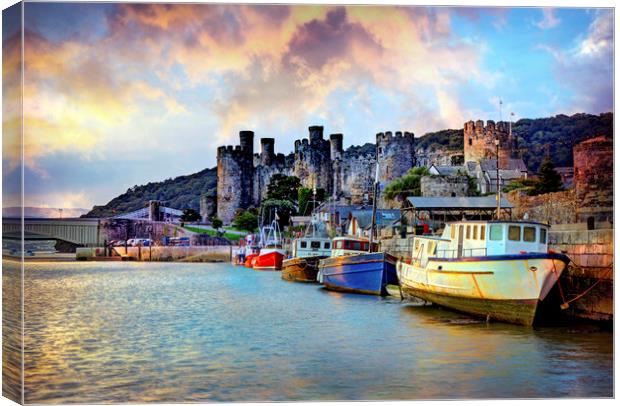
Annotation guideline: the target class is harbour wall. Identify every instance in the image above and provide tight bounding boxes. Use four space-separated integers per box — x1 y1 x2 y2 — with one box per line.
549 228 613 322
111 246 233 262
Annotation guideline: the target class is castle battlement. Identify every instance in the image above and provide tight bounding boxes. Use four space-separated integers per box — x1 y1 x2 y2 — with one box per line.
464 119 515 165
216 125 418 223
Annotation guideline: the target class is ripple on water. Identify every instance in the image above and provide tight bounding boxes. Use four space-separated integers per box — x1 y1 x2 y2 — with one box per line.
21 261 613 403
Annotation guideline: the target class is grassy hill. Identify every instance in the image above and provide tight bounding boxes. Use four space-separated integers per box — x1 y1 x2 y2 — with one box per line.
84 167 217 218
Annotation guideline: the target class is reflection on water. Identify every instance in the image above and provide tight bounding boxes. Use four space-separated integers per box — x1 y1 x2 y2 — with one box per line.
22 262 612 403
2 260 23 403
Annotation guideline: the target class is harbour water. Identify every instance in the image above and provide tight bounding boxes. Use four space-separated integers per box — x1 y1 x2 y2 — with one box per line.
5 261 614 402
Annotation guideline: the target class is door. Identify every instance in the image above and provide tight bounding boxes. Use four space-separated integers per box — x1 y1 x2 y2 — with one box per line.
457 225 464 258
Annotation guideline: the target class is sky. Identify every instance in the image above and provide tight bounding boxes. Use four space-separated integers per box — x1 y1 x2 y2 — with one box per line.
1 2 614 210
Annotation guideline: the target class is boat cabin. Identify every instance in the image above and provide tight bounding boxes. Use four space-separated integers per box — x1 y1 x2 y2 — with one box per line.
331 236 379 257
411 220 551 266
292 237 331 258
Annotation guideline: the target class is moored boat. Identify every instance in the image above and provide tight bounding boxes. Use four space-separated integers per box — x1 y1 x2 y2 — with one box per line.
318 236 399 295
254 215 286 271
282 213 332 283
397 220 570 325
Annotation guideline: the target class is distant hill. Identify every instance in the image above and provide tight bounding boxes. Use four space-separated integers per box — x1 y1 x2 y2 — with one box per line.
415 129 464 152
512 112 612 171
3 207 89 218
84 167 217 218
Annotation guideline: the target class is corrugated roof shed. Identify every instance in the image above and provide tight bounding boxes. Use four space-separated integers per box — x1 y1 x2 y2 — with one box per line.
406 196 513 209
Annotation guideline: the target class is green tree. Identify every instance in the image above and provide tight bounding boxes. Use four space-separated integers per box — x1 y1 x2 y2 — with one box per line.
181 208 201 222
210 216 223 229
266 174 301 203
298 187 326 216
261 199 296 228
233 211 259 232
530 158 564 195
383 167 430 201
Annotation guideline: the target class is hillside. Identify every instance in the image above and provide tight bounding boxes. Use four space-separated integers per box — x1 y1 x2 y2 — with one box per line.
84 168 217 218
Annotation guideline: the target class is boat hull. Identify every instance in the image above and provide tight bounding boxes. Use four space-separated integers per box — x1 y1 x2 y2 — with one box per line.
281 256 326 283
254 250 285 271
244 253 258 268
397 252 570 325
319 252 398 296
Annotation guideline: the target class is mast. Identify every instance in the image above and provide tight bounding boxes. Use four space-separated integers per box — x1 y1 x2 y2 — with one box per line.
369 146 379 253
496 98 502 220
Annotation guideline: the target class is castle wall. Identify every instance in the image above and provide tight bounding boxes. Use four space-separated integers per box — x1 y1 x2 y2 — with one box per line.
420 175 469 197
216 131 254 224
293 126 332 193
338 151 376 204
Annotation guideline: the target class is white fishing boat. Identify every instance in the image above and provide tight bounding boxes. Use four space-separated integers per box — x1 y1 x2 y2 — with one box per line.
397 220 570 325
281 214 332 283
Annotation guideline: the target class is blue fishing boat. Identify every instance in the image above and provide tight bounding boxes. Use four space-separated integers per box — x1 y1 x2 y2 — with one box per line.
318 237 398 295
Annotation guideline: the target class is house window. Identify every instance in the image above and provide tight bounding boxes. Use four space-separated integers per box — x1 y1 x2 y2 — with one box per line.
523 227 536 242
508 225 521 241
540 228 547 244
490 225 502 241
480 225 486 240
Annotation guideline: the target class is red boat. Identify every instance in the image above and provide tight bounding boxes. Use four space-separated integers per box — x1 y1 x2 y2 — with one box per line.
253 213 286 271
253 246 286 271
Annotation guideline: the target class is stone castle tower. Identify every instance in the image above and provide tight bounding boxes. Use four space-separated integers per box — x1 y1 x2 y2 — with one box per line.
463 120 516 166
376 131 416 183
216 130 255 224
216 126 416 223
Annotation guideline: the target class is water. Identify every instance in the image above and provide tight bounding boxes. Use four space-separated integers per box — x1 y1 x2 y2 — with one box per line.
6 261 613 402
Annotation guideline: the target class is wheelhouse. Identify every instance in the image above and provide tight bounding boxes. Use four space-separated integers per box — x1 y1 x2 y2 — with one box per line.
410 220 551 266
292 237 331 258
331 236 379 257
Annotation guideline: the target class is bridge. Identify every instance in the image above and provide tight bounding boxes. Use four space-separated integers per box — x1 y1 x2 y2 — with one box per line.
2 218 103 246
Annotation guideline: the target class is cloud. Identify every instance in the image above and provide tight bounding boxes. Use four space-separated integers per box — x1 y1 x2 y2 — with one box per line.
535 8 561 29
538 10 613 114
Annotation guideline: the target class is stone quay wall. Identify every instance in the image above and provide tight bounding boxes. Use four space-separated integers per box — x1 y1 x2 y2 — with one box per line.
549 228 613 322
505 189 577 225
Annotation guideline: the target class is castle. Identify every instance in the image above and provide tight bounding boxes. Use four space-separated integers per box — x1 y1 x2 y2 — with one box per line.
216 126 416 223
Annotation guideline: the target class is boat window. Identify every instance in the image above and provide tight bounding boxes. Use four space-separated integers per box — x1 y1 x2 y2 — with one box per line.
451 226 455 239
300 241 307 248
523 227 536 242
427 241 435 254
311 241 321 249
480 225 485 241
508 225 521 241
490 225 503 241
353 241 362 250
414 240 420 250
473 225 478 240
466 226 471 239
540 228 547 244
361 242 368 251
324 242 330 249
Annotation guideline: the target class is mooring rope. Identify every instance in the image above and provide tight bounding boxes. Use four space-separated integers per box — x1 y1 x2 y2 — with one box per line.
562 259 613 306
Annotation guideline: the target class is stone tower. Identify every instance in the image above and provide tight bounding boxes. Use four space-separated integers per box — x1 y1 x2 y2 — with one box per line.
463 120 515 166
376 130 416 183
260 138 275 166
573 136 613 223
293 126 332 192
216 131 254 224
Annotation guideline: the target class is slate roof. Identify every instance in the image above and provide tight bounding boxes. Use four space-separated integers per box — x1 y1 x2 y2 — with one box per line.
348 209 401 230
480 158 527 172
429 165 465 176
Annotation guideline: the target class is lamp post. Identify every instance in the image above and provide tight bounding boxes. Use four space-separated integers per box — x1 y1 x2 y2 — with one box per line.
495 138 501 220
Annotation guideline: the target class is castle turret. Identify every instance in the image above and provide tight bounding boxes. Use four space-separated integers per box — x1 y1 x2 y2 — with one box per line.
463 119 514 167
216 131 255 224
329 133 343 160
376 130 415 183
309 126 324 145
260 137 275 166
